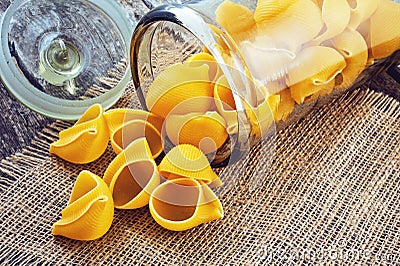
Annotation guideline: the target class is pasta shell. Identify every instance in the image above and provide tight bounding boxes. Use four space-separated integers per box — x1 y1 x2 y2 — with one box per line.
149 178 223 231
255 0 324 51
252 98 275 136
239 38 295 85
165 111 228 154
287 46 346 104
186 52 222 82
312 0 351 45
103 108 163 136
145 63 213 119
213 75 265 137
214 75 238 135
158 144 220 184
271 88 295 121
370 0 400 59
103 138 160 209
215 0 257 43
330 29 368 89
49 104 109 164
266 94 281 122
348 0 378 29
254 0 300 22
52 170 114 241
110 120 162 158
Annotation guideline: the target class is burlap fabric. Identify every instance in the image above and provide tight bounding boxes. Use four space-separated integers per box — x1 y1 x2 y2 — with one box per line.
1 0 400 265
0 82 399 264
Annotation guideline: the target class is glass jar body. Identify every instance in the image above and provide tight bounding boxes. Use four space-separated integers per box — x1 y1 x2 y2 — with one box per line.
131 0 400 166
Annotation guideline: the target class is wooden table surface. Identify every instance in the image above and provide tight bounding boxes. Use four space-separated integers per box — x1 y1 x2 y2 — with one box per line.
0 0 53 160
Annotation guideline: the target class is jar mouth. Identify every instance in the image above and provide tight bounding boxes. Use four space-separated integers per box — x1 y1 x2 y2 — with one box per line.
130 3 276 166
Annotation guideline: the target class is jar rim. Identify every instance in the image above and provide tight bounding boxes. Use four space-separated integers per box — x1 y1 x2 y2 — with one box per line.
130 3 265 165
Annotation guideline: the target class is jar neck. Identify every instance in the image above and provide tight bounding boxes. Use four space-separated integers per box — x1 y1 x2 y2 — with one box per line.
131 3 275 166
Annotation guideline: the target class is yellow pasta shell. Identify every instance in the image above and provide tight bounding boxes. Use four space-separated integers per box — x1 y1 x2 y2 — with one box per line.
266 94 281 122
277 89 295 121
288 46 346 104
254 0 300 21
165 111 228 155
159 144 220 184
215 0 257 43
214 75 238 135
186 52 222 82
103 108 164 136
239 38 295 84
330 29 368 89
104 137 155 186
52 170 114 241
312 0 351 45
348 0 378 29
149 178 223 231
49 104 109 164
103 138 160 209
145 63 213 119
252 98 275 136
213 75 264 137
267 89 295 122
370 0 400 59
110 119 162 158
255 0 323 51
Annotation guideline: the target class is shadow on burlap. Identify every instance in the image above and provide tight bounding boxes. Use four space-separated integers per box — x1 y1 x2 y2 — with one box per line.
0 83 399 265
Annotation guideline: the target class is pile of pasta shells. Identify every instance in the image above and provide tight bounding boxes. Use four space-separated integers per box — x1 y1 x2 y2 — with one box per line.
216 0 400 121
50 0 399 241
51 103 224 240
51 49 234 240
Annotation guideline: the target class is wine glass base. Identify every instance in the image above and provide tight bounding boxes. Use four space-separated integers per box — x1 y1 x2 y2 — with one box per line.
0 0 133 120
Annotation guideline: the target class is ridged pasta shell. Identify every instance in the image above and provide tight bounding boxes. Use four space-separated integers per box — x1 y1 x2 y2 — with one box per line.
149 178 223 231
213 75 265 137
252 98 275 136
159 144 220 184
370 0 400 59
330 29 368 89
214 75 238 135
103 108 163 136
348 0 378 29
312 0 351 45
269 89 295 121
49 104 109 164
110 119 162 158
103 138 160 209
266 94 281 122
165 111 228 154
52 171 114 241
254 0 301 21
239 38 295 84
186 52 222 82
215 0 257 43
254 0 324 51
145 63 213 119
287 46 346 104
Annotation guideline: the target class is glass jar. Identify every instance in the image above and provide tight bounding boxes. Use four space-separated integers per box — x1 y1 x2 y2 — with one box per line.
130 0 400 167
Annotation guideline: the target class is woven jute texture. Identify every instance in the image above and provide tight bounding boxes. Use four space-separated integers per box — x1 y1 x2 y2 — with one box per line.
0 83 399 265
